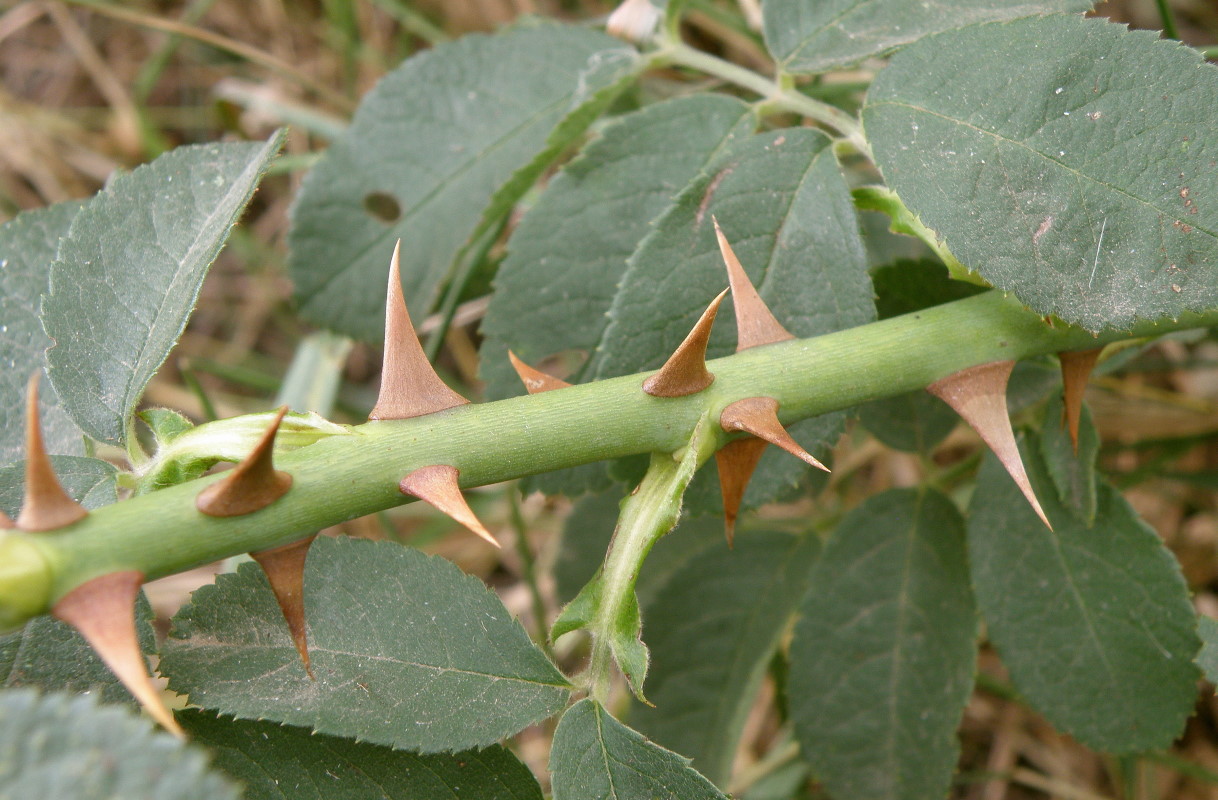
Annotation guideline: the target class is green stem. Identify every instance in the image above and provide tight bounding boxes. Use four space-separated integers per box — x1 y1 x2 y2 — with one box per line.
3 290 1218 630
653 40 869 155
586 414 716 702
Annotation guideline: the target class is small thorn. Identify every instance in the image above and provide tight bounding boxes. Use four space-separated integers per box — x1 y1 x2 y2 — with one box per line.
17 374 87 532
712 218 794 351
53 571 184 738
196 406 293 517
370 241 469 420
508 351 571 394
251 536 316 679
715 438 768 546
0 510 13 529
643 288 729 397
720 397 830 472
928 361 1052 529
1059 348 1102 454
400 465 499 547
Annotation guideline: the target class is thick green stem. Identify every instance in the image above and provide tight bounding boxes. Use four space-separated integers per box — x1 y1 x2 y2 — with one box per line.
3 290 1217 630
586 414 717 703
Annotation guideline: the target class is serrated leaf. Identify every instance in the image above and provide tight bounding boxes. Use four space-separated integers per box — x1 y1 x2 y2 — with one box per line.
764 0 1090 74
0 595 155 707
789 488 977 800
289 24 640 341
43 133 284 444
481 95 754 401
630 532 819 787
968 431 1200 752
0 689 239 800
0 202 85 466
596 127 873 513
864 15 1218 331
160 536 570 753
1198 615 1218 686
550 699 728 800
1039 392 1099 523
179 710 543 800
0 455 117 518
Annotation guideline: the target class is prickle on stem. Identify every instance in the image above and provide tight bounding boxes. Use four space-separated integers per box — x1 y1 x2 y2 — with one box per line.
400 465 498 547
508 351 571 394
16 373 87 532
642 289 729 398
196 406 293 517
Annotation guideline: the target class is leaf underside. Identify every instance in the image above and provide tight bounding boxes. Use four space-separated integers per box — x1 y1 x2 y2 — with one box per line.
0 202 85 466
865 14 1218 331
43 133 284 444
289 24 639 341
160 536 570 753
763 0 1092 74
0 690 239 800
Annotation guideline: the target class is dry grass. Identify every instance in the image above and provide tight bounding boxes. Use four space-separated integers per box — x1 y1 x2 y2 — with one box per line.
4 1 1218 797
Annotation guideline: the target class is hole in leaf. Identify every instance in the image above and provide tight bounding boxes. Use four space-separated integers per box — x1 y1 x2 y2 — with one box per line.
363 192 401 223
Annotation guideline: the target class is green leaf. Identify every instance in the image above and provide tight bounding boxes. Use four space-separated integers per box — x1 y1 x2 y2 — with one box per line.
288 24 640 341
179 710 543 800
43 133 284 444
864 15 1218 332
594 127 874 512
481 95 754 401
550 699 729 800
0 595 155 706
160 536 570 753
968 431 1200 752
0 689 239 800
1039 392 1099 523
788 488 977 800
630 531 820 787
1198 615 1218 686
763 0 1090 74
0 202 85 465
0 455 118 518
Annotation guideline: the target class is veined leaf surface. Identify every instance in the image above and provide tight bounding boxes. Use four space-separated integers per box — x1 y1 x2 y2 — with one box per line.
865 15 1218 331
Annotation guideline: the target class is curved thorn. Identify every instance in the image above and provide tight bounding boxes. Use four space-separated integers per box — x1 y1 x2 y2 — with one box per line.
928 361 1052 529
369 240 469 420
643 288 728 398
1059 348 1103 454
53 571 184 738
400 465 499 548
508 351 571 394
17 373 87 532
712 218 794 351
196 406 293 517
720 396 830 472
715 438 768 547
251 535 316 679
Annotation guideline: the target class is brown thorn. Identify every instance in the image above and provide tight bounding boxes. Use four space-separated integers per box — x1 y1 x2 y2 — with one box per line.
712 218 794 351
196 406 293 517
53 571 184 738
369 240 469 420
251 535 316 679
928 361 1052 530
1059 348 1103 455
0 510 14 529
508 350 571 394
400 465 499 548
17 373 87 532
720 396 830 472
715 438 768 547
643 288 729 397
